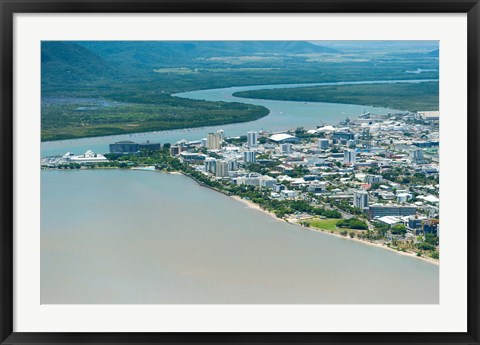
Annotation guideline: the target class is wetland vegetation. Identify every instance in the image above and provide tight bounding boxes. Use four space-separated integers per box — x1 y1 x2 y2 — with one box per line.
42 41 439 141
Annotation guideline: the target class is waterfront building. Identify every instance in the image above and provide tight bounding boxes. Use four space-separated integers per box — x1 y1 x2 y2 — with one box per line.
281 143 293 154
353 190 369 210
139 141 161 152
170 145 187 156
344 149 356 165
244 151 256 163
247 131 258 147
318 139 329 150
368 205 417 219
62 152 75 160
201 138 207 147
215 160 229 178
179 152 206 164
109 141 139 154
423 219 439 235
176 139 189 147
376 216 403 227
280 190 297 199
204 157 216 173
216 129 225 141
235 173 262 186
259 176 276 189
68 150 108 163
207 132 222 150
408 215 427 231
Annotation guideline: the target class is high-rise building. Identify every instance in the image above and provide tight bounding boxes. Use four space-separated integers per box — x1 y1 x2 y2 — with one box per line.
170 145 187 156
205 157 216 173
353 190 369 210
247 131 258 147
227 159 238 171
344 149 356 165
280 143 292 154
216 129 225 141
244 151 256 163
207 132 222 150
318 139 329 150
215 160 229 177
410 148 424 163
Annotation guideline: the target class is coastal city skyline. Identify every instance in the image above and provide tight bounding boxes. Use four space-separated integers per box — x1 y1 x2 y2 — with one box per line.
41 40 439 304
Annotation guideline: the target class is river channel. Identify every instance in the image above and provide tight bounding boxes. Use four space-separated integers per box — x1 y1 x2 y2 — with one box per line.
41 79 436 157
41 79 439 304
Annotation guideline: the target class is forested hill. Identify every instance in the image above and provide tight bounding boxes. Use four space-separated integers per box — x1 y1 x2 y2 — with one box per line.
41 40 339 87
77 41 339 68
41 41 120 86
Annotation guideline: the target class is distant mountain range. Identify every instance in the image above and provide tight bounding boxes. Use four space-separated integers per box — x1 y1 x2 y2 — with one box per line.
41 41 120 85
41 41 339 86
78 41 339 62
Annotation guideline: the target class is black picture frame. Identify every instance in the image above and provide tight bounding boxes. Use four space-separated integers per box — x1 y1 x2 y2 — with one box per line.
1 1 479 344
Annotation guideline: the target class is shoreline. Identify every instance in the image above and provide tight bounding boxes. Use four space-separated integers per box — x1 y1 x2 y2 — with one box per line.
231 195 282 222
230 194 439 266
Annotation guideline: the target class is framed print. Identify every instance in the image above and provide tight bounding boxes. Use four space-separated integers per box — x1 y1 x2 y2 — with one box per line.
1 0 479 344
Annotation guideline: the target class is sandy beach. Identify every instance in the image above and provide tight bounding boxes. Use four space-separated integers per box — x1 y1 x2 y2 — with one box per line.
231 195 282 222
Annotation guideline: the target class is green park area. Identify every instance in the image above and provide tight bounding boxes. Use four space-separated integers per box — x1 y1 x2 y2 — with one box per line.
304 217 368 238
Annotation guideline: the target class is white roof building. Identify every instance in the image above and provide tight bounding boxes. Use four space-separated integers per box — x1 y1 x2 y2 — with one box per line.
69 150 108 163
377 216 403 226
418 195 440 203
269 133 299 143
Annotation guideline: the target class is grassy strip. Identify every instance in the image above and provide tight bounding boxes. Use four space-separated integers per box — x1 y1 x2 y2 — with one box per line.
305 218 363 234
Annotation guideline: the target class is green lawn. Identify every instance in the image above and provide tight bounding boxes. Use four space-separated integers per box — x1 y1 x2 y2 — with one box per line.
306 218 364 234
307 218 340 231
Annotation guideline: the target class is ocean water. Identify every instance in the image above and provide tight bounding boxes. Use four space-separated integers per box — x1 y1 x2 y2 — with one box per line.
41 169 439 304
